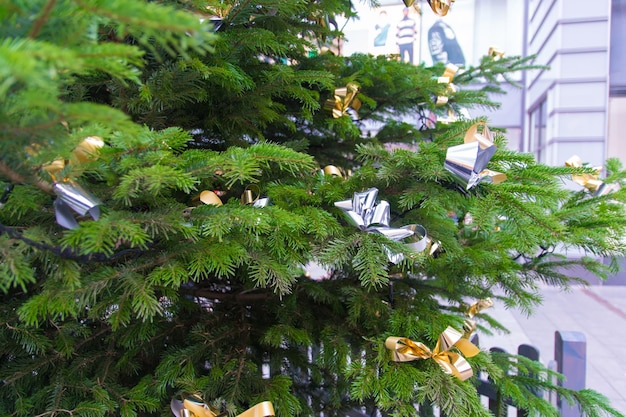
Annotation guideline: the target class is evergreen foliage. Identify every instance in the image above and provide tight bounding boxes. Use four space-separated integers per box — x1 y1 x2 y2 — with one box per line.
1 1 625 416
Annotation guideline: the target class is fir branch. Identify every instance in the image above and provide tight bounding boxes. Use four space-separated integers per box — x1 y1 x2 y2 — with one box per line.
0 223 148 264
0 160 53 194
27 0 58 39
182 288 272 302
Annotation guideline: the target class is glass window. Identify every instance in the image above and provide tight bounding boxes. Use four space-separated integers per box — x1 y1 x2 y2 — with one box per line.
528 99 547 162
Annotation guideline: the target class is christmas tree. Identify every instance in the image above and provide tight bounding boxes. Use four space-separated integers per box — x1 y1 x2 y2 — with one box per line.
1 1 625 416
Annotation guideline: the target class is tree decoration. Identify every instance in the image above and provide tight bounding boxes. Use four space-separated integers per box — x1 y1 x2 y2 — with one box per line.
199 190 223 206
426 0 456 17
565 156 622 197
2 1 624 416
52 180 102 230
72 136 105 164
435 64 459 107
241 184 270 207
488 47 505 60
564 155 606 193
444 122 506 189
171 396 274 417
385 326 480 381
334 188 425 263
334 188 415 241
41 137 104 229
322 165 351 178
463 298 494 338
324 82 361 118
403 224 429 253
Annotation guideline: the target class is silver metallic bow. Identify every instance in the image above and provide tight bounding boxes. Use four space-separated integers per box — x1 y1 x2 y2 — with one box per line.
334 188 426 263
53 179 102 229
444 123 506 190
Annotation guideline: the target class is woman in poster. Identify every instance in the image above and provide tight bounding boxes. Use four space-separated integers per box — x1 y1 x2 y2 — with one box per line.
428 20 465 66
373 10 391 47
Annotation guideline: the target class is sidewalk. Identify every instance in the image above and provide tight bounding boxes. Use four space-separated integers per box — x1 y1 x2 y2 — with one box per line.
478 285 626 415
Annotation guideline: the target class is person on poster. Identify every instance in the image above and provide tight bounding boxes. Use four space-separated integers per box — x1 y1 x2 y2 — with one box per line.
373 10 391 47
396 7 417 64
427 20 465 66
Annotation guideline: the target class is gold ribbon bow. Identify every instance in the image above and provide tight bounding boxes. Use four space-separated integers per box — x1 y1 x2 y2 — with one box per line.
444 122 507 189
565 155 604 193
325 82 361 118
463 298 493 338
435 64 459 107
183 190 222 216
199 190 223 206
564 155 621 196
41 136 104 180
195 185 269 209
426 0 455 16
321 165 352 178
241 185 270 207
171 396 274 417
488 47 505 60
386 326 480 381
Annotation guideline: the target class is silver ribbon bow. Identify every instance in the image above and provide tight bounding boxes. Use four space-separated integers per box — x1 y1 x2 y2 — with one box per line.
444 123 505 190
334 188 427 263
53 179 101 229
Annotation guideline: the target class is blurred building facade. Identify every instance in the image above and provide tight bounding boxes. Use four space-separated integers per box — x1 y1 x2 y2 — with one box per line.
524 0 626 167
512 0 626 285
341 0 626 284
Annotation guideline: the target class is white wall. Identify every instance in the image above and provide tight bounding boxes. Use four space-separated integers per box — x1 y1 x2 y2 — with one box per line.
524 0 611 167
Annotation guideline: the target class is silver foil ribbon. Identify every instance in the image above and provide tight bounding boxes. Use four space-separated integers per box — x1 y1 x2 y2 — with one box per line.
444 123 505 190
334 188 427 264
53 179 101 229
444 141 496 189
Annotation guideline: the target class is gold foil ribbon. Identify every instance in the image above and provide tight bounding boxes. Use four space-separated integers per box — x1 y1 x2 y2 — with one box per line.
42 136 104 181
323 165 343 177
565 155 604 193
488 47 505 60
425 237 441 256
435 64 459 107
171 396 274 417
240 185 260 205
322 165 352 178
72 136 105 164
324 82 361 118
386 326 480 381
200 190 223 206
564 155 622 196
426 0 455 17
196 186 269 209
241 185 270 207
463 298 493 338
403 0 416 6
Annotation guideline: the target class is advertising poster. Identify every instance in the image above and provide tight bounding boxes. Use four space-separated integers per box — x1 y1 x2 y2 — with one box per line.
339 0 522 69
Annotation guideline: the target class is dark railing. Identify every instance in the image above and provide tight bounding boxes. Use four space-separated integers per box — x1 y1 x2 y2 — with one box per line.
475 331 587 417
313 331 587 417
342 330 587 417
